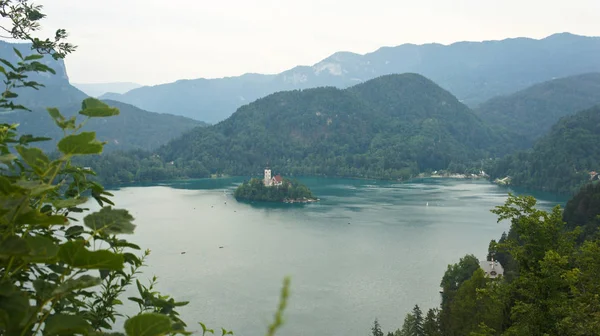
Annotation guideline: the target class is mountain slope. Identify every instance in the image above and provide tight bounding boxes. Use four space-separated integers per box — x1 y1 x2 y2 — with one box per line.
0 100 205 152
87 74 506 184
488 105 600 194
72 82 142 97
0 41 88 109
475 73 600 148
100 33 600 123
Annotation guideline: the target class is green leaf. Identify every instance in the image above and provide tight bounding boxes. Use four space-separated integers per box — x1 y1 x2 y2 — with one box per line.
84 207 136 235
0 281 34 332
47 107 64 120
0 153 16 165
24 54 44 61
58 241 124 270
111 239 141 250
65 225 85 238
52 197 89 209
15 145 49 172
58 132 104 155
24 236 59 262
18 134 52 145
15 209 67 226
14 180 56 196
12 48 23 60
124 313 172 336
44 313 91 335
33 278 57 301
79 98 120 117
53 275 101 296
0 236 30 258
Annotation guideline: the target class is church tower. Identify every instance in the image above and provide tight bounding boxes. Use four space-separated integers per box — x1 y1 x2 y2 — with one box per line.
264 167 272 186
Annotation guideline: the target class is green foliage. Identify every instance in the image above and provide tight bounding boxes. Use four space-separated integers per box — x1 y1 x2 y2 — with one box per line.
0 7 239 334
475 73 600 149
0 99 206 153
488 105 600 194
392 191 600 335
234 177 316 202
85 74 508 184
266 277 290 336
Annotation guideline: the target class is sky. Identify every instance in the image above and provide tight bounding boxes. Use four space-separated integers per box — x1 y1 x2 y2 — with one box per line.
32 0 600 85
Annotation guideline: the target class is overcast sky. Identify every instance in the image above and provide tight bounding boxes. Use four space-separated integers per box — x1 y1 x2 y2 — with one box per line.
36 0 600 85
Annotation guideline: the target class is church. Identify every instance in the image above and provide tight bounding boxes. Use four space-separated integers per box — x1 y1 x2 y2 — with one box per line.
263 168 283 187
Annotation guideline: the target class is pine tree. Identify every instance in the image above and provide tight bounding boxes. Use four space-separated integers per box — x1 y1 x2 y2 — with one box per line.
412 305 424 336
423 308 441 336
371 319 384 336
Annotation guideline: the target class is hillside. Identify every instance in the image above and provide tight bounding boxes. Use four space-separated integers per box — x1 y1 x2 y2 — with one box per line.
72 82 142 97
475 73 600 148
487 105 600 194
100 33 600 123
0 100 205 152
85 74 507 184
0 41 89 109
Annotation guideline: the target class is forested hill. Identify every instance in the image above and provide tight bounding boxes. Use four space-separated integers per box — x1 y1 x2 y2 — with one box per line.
85 73 509 184
0 100 205 152
475 73 600 149
487 105 600 194
99 33 600 123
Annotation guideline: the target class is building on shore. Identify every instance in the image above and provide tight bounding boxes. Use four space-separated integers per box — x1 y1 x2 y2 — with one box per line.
479 258 504 279
263 168 283 187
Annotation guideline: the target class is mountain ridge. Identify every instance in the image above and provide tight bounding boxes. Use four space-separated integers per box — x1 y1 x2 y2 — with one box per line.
99 32 600 123
85 73 509 184
475 72 600 149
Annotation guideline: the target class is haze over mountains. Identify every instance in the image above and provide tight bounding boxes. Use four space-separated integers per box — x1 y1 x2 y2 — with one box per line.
72 82 142 97
99 33 600 123
0 41 205 152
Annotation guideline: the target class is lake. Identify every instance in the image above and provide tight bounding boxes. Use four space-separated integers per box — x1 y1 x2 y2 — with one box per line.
90 177 565 336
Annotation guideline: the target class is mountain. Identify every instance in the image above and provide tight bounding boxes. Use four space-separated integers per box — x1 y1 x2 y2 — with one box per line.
72 82 142 97
85 74 509 184
0 100 206 152
0 41 204 152
475 73 600 149
487 105 600 194
99 33 600 123
0 41 88 109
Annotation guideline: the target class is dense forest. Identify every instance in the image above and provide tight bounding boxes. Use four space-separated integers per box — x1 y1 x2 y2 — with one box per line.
82 74 515 185
234 178 316 202
0 99 205 152
487 105 600 194
372 182 600 335
475 72 600 149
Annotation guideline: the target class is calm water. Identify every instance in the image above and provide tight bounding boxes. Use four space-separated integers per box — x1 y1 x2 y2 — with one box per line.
90 177 564 336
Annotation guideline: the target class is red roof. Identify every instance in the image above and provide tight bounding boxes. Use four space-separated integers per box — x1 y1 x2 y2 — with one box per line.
273 175 282 182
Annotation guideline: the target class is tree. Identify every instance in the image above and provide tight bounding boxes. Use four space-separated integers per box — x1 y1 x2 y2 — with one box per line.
422 308 441 336
371 318 384 336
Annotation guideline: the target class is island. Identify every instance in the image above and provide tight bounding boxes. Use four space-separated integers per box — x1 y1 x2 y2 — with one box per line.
234 168 318 203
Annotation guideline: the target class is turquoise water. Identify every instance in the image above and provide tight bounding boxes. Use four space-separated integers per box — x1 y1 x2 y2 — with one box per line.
93 177 564 336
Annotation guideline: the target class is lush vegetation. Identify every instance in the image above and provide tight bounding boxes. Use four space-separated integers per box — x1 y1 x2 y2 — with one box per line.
487 105 600 194
475 72 600 149
371 184 600 335
0 99 205 152
234 178 316 202
100 33 600 123
84 74 514 185
0 2 289 335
